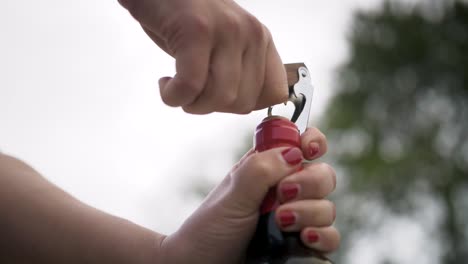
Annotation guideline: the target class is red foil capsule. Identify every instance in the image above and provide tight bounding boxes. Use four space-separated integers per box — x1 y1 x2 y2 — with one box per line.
254 116 301 214
255 116 301 152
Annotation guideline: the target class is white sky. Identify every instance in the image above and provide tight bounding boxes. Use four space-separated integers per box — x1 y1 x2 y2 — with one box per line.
3 0 437 262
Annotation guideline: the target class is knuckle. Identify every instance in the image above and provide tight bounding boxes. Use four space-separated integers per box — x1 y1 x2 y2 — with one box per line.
239 154 278 189
181 13 213 39
222 12 242 37
245 154 271 177
177 78 204 98
220 88 238 106
261 26 272 46
246 15 267 43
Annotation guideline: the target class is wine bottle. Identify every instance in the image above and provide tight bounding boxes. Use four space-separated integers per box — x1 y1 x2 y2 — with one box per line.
244 116 333 264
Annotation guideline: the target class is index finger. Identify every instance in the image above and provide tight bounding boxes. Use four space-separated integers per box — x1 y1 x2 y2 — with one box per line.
159 34 211 106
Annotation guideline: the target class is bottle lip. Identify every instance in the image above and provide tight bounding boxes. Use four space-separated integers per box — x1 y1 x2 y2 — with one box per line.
258 115 299 131
262 115 289 122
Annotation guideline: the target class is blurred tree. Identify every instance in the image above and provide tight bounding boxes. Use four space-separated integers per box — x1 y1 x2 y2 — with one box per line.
323 0 468 263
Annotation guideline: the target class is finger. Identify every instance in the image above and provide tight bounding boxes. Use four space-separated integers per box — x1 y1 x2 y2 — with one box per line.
229 147 303 212
275 200 335 231
159 37 211 107
254 35 288 110
182 46 242 114
301 226 341 253
142 26 172 55
300 127 328 160
121 0 213 107
277 162 336 202
182 12 243 114
228 16 268 114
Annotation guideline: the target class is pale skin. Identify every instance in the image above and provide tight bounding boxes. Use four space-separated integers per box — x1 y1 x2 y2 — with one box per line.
0 0 340 262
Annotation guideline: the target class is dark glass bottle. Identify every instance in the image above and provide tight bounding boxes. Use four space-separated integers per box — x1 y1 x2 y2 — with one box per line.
245 117 333 264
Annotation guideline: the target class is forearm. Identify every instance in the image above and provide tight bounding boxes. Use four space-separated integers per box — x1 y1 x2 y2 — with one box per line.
0 153 164 263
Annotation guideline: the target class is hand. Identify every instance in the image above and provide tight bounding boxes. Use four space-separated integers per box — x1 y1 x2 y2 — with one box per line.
159 127 340 264
118 0 288 114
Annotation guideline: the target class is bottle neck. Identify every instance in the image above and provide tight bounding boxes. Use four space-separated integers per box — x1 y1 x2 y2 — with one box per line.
246 116 333 264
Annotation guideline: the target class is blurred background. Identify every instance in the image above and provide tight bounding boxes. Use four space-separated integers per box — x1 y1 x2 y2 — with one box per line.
1 0 467 263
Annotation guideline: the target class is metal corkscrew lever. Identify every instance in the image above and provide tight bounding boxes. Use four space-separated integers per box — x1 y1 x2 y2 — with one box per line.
267 64 314 134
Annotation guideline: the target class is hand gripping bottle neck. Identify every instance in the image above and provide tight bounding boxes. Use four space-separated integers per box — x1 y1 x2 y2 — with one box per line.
245 64 333 264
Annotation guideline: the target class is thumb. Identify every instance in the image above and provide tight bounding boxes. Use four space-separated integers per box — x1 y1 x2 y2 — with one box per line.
159 147 303 264
229 147 303 214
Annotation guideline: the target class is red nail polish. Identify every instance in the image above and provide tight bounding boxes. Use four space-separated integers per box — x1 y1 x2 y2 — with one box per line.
306 230 320 243
281 183 299 201
309 142 320 158
278 211 296 228
281 148 303 166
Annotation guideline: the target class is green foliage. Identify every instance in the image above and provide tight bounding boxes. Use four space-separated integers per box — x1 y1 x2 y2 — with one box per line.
323 1 468 263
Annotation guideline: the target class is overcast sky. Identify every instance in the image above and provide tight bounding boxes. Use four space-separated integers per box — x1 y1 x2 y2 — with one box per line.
2 0 435 262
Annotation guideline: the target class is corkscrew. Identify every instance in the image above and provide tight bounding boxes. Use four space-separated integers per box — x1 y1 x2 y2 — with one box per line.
267 63 314 135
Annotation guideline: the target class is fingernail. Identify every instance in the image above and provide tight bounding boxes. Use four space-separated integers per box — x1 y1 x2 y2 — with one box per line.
280 183 299 201
278 211 296 228
158 76 171 89
306 230 320 243
308 142 320 159
281 148 303 166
